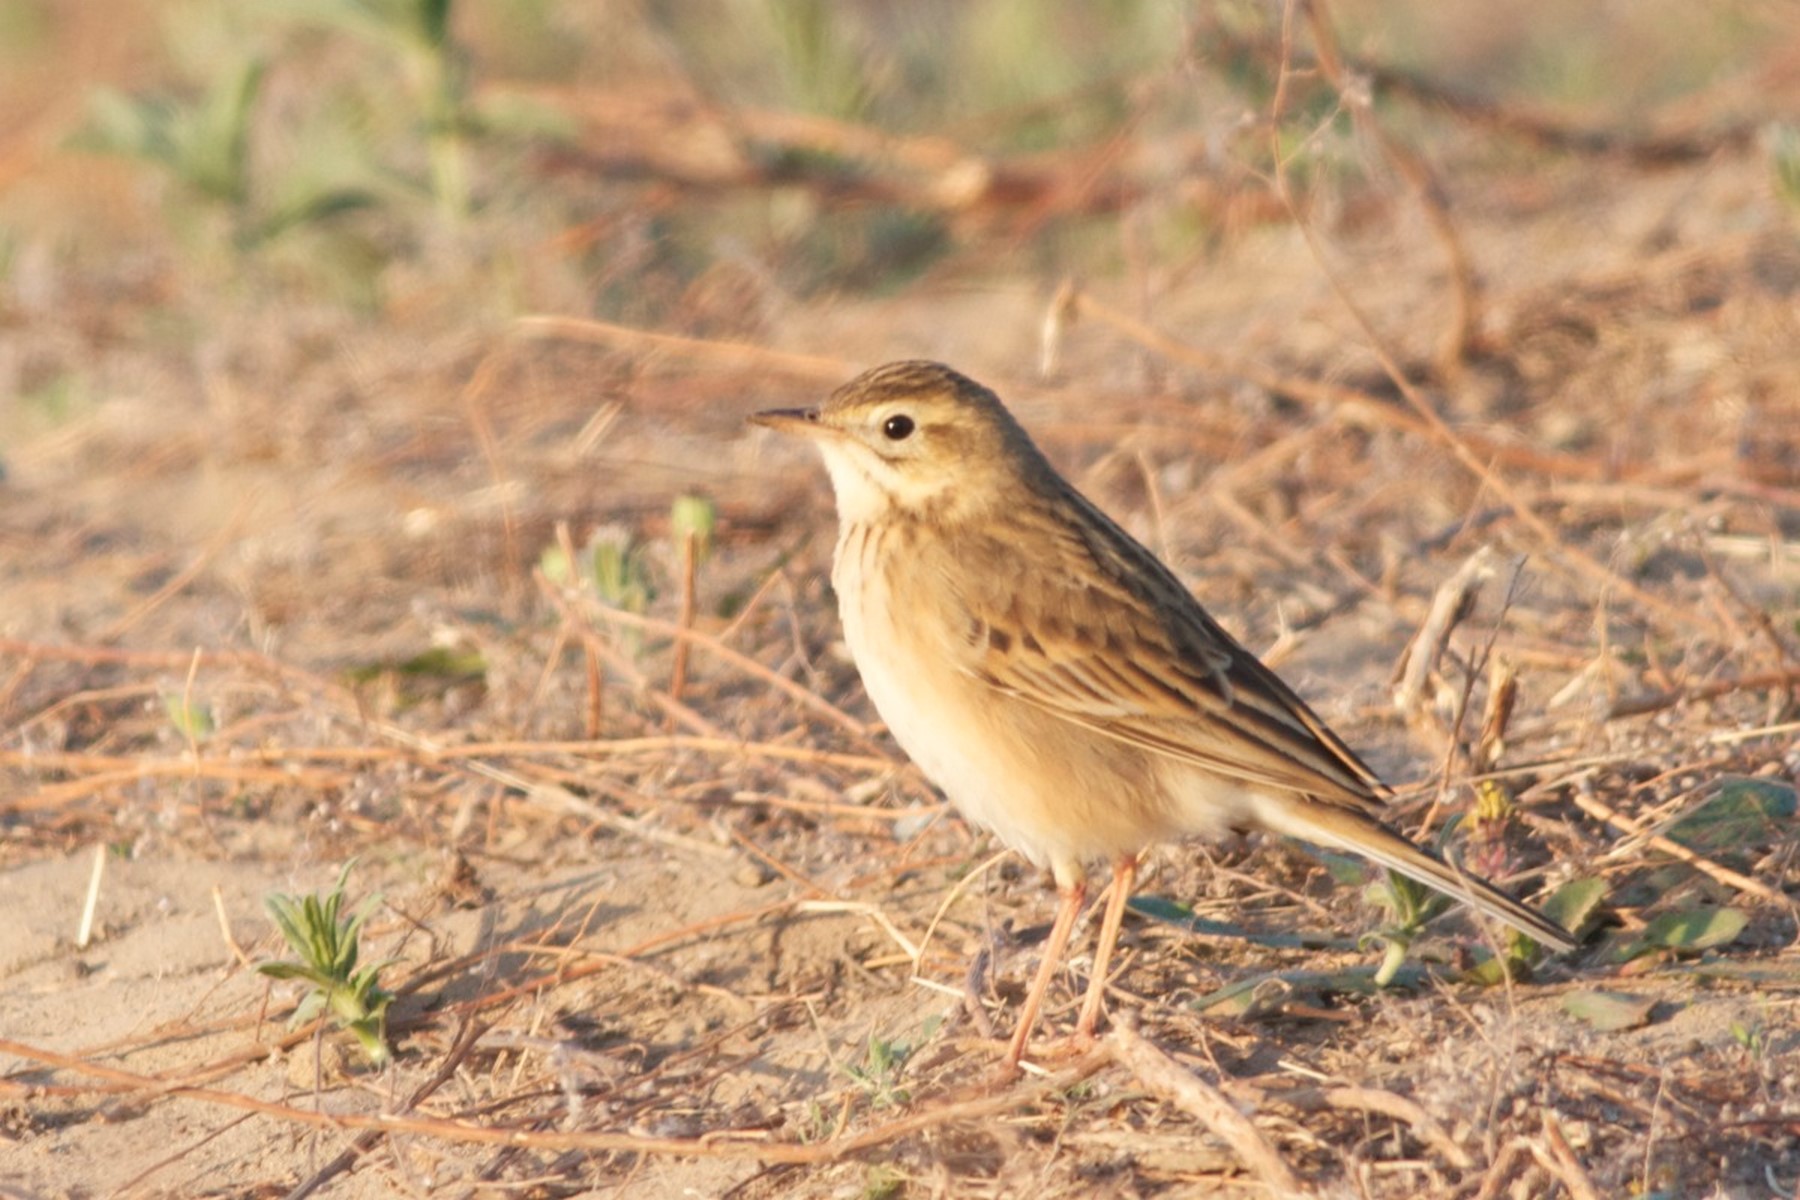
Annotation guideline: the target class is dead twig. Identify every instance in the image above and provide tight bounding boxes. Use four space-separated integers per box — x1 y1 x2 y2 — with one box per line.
1262 0 1704 641
1471 1137 1536 1200
1303 0 1478 372
1533 1111 1604 1200
1280 1084 1473 1169
1570 786 1788 906
1392 545 1496 719
0 1035 1108 1166
1602 665 1800 720
567 586 880 746
1106 1018 1309 1196
515 314 851 381
283 1016 492 1200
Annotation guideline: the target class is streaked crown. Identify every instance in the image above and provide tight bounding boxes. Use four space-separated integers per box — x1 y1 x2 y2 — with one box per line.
751 361 1051 523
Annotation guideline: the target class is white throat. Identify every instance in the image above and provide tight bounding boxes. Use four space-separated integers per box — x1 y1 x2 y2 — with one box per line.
816 443 900 526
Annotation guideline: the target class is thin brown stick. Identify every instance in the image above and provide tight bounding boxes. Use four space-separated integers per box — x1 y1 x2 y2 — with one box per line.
532 569 723 737
92 503 251 644
1060 287 1620 485
1534 1112 1604 1200
569 588 877 744
1261 6 1703 639
211 884 254 971
0 736 889 774
283 1017 492 1200
1303 0 1477 372
1602 665 1800 720
515 314 852 381
458 340 523 601
669 531 699 703
1283 1085 1473 1169
1570 787 1787 906
3 761 344 814
1471 1138 1535 1200
1106 1019 1308 1196
0 1035 1108 1165
1200 27 1759 166
584 635 604 739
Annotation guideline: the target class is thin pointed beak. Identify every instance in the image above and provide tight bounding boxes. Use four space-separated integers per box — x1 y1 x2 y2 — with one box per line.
749 406 826 436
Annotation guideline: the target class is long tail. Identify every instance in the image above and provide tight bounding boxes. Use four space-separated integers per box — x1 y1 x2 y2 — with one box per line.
1250 793 1578 953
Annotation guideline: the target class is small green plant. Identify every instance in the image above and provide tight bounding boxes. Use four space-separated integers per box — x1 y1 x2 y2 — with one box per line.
669 494 717 562
80 55 265 214
1769 123 1800 213
841 1031 916 1109
162 692 215 742
1362 870 1452 986
578 525 654 615
798 1097 836 1144
860 1163 907 1200
1730 1016 1767 1058
541 527 656 605
279 0 472 222
258 860 395 1066
78 48 379 255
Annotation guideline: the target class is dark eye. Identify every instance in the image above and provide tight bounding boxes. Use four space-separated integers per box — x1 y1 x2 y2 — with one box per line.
882 414 915 441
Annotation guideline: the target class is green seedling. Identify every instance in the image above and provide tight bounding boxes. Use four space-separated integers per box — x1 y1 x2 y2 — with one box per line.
860 1164 907 1200
80 56 264 212
1770 123 1800 213
1730 1016 1767 1058
78 45 377 255
670 494 716 562
1362 870 1452 986
764 0 873 120
278 0 471 222
841 1022 936 1110
258 860 395 1066
587 526 654 616
162 692 215 742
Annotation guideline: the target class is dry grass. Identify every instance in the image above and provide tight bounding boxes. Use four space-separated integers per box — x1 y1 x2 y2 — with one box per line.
3 3 1800 1196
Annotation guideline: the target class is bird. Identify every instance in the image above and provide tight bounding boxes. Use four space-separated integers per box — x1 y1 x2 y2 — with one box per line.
750 360 1577 1070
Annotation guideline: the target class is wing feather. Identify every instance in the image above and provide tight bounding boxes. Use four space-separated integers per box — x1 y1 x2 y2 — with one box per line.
947 494 1390 812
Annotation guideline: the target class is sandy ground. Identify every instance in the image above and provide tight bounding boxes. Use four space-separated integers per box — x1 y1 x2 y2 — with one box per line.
4 17 1800 1196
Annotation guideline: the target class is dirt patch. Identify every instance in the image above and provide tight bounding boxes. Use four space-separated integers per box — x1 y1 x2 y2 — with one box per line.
4 4 1800 1197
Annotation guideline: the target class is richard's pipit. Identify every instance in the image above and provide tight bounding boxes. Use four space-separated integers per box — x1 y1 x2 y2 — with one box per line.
753 361 1576 1070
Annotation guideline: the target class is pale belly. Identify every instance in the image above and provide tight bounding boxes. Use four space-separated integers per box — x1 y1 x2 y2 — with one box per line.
834 534 1225 883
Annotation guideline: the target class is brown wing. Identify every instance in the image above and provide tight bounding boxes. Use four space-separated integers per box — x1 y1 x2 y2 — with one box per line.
946 491 1391 812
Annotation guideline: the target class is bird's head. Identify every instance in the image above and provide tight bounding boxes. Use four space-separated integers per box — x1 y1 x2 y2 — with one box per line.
750 361 1043 524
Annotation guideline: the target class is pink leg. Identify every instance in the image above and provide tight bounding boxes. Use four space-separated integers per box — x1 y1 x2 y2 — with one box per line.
1075 855 1138 1043
1003 877 1086 1072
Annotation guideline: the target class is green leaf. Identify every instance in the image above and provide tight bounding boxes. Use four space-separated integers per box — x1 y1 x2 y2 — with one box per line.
1193 964 1428 1019
253 186 379 244
1459 951 1511 987
258 860 393 1064
1541 877 1608 937
185 56 264 205
1642 906 1748 952
162 693 214 741
293 991 327 1026
539 543 573 585
1312 849 1373 888
1772 123 1800 213
670 494 717 560
1126 896 1354 950
1563 990 1656 1032
1665 779 1796 861
1678 961 1800 988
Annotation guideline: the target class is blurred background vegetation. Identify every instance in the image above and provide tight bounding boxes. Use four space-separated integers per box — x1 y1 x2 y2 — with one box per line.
1 0 1791 342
